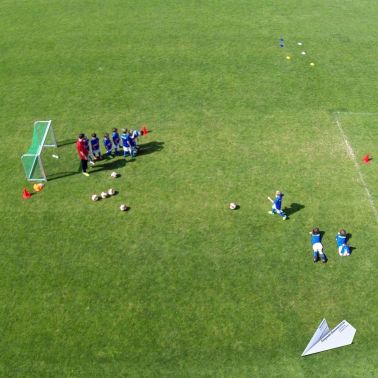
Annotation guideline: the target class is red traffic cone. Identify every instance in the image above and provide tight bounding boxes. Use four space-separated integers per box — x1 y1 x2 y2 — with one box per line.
141 125 148 136
363 154 371 164
22 188 31 199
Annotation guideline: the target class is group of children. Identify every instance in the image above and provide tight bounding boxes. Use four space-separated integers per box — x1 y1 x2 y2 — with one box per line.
84 127 145 162
269 191 351 263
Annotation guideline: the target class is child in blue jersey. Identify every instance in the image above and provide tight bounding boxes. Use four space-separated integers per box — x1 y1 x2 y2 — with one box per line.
112 128 120 155
131 129 140 145
90 133 102 160
103 133 113 157
336 229 351 256
83 135 95 165
129 130 138 157
121 128 131 157
268 191 287 220
310 227 327 263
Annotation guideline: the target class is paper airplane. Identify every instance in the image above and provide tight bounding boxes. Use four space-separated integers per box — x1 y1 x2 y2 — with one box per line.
302 319 356 356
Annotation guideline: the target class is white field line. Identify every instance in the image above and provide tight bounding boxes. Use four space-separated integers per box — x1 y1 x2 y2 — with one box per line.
335 112 378 116
334 113 378 222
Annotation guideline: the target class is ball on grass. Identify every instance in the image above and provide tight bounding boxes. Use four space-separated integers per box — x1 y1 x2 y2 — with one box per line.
229 202 237 210
33 183 44 192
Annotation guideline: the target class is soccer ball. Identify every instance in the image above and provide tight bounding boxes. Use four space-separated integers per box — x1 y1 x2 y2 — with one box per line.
33 183 44 192
111 171 118 178
101 191 109 199
229 202 237 210
120 204 128 211
91 194 99 201
108 188 115 196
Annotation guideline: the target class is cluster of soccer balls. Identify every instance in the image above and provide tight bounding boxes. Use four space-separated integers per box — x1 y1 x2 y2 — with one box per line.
91 189 128 211
91 172 128 211
91 188 115 201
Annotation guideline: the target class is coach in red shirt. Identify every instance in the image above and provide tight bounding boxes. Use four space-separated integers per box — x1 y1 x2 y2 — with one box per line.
76 133 90 176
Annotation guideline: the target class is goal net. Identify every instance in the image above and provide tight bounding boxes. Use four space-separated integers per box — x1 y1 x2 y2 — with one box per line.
21 120 57 181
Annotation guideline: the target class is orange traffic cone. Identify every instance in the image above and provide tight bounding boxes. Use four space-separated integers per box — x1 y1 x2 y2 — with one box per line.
22 188 31 199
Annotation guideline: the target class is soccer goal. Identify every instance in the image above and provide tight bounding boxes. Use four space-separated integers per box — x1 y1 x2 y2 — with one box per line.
21 120 57 182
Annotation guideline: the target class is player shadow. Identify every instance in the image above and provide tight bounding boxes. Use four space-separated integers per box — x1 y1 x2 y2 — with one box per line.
137 141 164 156
348 246 356 254
346 233 356 254
57 138 76 147
89 157 127 173
47 158 127 181
47 171 80 181
284 203 305 216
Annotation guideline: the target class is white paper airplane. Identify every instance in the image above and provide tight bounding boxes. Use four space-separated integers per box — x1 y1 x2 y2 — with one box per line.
302 319 356 356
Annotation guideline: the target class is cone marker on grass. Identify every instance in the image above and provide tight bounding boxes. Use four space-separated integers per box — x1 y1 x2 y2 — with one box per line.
363 154 372 164
22 188 31 199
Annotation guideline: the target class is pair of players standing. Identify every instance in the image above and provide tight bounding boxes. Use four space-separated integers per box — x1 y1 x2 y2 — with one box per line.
269 191 351 263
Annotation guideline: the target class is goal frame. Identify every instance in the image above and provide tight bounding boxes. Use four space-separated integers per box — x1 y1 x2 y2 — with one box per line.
21 120 57 182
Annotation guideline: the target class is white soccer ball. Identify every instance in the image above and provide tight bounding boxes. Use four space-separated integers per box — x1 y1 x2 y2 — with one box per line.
120 204 128 211
108 188 115 196
229 202 237 210
111 171 118 178
91 194 99 201
101 191 109 199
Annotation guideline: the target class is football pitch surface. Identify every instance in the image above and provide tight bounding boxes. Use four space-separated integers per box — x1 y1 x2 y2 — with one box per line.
1 0 378 376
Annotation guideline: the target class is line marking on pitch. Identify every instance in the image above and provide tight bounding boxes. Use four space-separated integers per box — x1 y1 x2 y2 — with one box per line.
333 112 378 222
335 112 378 116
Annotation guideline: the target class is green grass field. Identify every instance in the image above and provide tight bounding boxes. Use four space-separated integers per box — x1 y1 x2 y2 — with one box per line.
1 0 378 376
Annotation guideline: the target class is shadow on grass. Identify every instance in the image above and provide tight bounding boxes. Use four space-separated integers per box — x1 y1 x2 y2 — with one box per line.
346 233 352 242
348 246 356 254
319 230 325 241
90 157 127 172
48 171 80 181
47 157 127 181
58 138 76 147
138 141 164 156
284 203 305 216
346 233 356 254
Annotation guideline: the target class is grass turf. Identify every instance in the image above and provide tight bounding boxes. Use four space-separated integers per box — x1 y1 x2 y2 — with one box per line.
0 0 377 376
